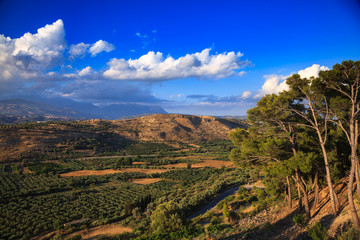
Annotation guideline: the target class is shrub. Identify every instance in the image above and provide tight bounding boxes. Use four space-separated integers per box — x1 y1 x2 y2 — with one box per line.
210 216 222 225
307 222 328 240
150 202 183 234
237 187 249 199
336 227 359 240
293 214 307 227
222 202 230 218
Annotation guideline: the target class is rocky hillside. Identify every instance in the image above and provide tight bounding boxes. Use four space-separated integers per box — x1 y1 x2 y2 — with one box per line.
0 114 247 162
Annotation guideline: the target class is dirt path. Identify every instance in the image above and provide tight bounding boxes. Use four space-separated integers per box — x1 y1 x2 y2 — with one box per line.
188 184 264 219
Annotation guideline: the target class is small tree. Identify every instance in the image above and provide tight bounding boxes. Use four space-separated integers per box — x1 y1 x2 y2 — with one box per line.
222 202 230 219
150 202 183 234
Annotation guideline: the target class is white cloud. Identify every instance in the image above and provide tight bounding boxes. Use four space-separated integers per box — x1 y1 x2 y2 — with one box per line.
298 64 330 79
170 93 184 99
241 90 251 99
103 48 250 81
255 64 329 98
89 40 115 56
135 32 148 39
0 19 66 82
12 19 65 64
69 42 90 57
79 66 93 76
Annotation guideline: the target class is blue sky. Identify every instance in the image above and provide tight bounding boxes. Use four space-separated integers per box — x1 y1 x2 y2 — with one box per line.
0 0 359 115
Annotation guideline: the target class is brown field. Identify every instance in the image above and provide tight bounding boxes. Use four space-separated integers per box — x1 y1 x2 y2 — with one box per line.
120 168 169 174
132 161 150 165
164 160 235 169
131 178 163 184
68 223 131 239
60 169 123 177
60 168 169 177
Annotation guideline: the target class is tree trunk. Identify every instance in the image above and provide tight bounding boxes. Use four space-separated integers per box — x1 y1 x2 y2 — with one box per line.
319 139 339 215
303 188 310 220
348 119 360 230
286 176 292 209
348 158 360 230
312 171 319 209
296 172 303 211
293 175 310 219
355 158 360 198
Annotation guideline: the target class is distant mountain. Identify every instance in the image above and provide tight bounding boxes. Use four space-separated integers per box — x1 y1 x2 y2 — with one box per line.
0 99 86 123
0 98 167 123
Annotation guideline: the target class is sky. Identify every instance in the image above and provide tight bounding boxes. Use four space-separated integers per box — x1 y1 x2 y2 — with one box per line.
0 0 359 116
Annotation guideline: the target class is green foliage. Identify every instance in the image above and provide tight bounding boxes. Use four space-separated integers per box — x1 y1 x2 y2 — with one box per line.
293 214 308 227
307 222 328 240
254 187 266 201
150 202 183 234
159 168 221 184
0 173 175 239
336 227 360 240
237 187 249 199
124 142 177 155
222 202 230 218
210 216 222 225
115 157 133 168
28 162 68 174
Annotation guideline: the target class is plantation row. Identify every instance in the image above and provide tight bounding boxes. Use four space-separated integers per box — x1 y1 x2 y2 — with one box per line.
0 165 247 240
0 180 176 240
0 172 146 200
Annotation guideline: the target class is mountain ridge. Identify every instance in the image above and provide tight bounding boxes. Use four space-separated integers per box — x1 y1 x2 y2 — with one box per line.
0 98 167 123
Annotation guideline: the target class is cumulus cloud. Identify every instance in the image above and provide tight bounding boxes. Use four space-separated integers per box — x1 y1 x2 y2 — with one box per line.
12 19 65 64
69 42 90 57
78 66 93 76
89 40 115 56
0 19 252 111
241 90 252 99
69 40 114 58
104 48 250 81
255 64 329 98
0 19 66 83
298 64 330 79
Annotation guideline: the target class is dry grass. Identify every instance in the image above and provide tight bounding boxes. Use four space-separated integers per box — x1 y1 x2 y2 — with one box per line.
60 168 169 177
131 178 163 184
132 161 150 165
60 169 123 177
68 223 131 239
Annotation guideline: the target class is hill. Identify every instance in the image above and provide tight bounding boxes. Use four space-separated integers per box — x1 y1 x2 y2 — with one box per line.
0 114 247 162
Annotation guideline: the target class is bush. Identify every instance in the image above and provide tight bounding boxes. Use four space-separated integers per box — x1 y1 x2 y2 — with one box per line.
254 187 266 201
150 202 183 234
293 214 308 227
210 216 222 225
237 187 249 199
336 227 360 240
307 222 328 240
222 202 230 218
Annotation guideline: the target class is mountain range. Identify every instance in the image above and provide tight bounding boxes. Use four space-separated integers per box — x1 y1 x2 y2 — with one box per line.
0 98 167 123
